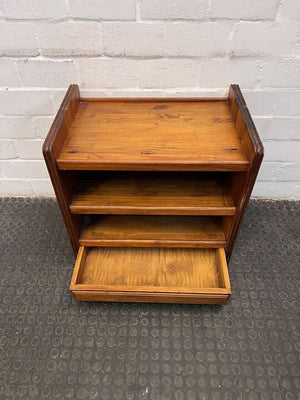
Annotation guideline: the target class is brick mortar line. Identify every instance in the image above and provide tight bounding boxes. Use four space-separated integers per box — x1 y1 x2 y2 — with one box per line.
1 86 300 91
1 54 299 61
0 17 281 22
135 0 141 22
1 55 300 60
274 0 283 22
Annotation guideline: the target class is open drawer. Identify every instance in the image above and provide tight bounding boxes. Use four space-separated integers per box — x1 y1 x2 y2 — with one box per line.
70 247 231 304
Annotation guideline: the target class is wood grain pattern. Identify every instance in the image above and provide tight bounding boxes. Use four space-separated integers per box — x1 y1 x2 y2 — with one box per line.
72 290 229 304
221 216 234 246
80 215 226 248
80 97 228 102
57 100 249 171
43 84 263 304
70 172 236 216
42 84 83 254
226 84 264 260
70 247 231 304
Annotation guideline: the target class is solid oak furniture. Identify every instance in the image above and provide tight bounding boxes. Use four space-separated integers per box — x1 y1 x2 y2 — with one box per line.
43 84 263 305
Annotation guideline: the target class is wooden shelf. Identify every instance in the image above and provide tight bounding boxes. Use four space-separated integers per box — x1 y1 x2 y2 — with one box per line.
80 215 226 248
43 84 264 304
57 99 249 172
70 172 235 216
70 247 231 304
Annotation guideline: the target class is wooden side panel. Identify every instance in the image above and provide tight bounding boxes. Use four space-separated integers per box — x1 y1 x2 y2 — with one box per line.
43 84 83 254
227 84 264 260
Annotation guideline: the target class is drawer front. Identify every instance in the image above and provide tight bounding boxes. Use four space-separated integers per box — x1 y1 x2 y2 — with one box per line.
70 246 231 305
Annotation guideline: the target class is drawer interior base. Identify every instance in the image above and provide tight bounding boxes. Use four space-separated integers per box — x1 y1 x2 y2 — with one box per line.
70 247 231 304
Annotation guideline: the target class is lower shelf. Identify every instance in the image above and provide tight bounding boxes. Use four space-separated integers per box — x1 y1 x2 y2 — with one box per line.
70 247 231 304
80 215 226 248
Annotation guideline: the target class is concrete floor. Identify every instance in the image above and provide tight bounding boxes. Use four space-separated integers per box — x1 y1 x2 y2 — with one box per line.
0 198 299 400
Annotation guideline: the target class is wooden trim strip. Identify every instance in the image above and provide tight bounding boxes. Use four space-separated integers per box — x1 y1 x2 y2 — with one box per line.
72 291 229 304
70 205 236 216
80 97 228 102
70 284 231 295
58 160 250 172
78 239 225 248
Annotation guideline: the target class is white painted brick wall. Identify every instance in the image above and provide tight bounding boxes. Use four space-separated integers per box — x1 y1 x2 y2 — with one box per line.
0 0 299 198
164 22 232 57
2 0 68 20
140 59 198 88
17 60 78 87
103 23 165 57
35 22 103 56
77 58 139 88
210 0 281 20
70 0 136 20
0 22 39 56
0 60 19 86
232 21 298 57
141 0 208 20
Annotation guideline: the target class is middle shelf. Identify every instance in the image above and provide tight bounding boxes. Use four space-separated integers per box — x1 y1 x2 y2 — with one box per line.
70 171 236 216
80 215 226 248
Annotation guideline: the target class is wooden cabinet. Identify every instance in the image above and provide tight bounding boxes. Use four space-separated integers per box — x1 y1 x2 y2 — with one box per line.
43 84 263 304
